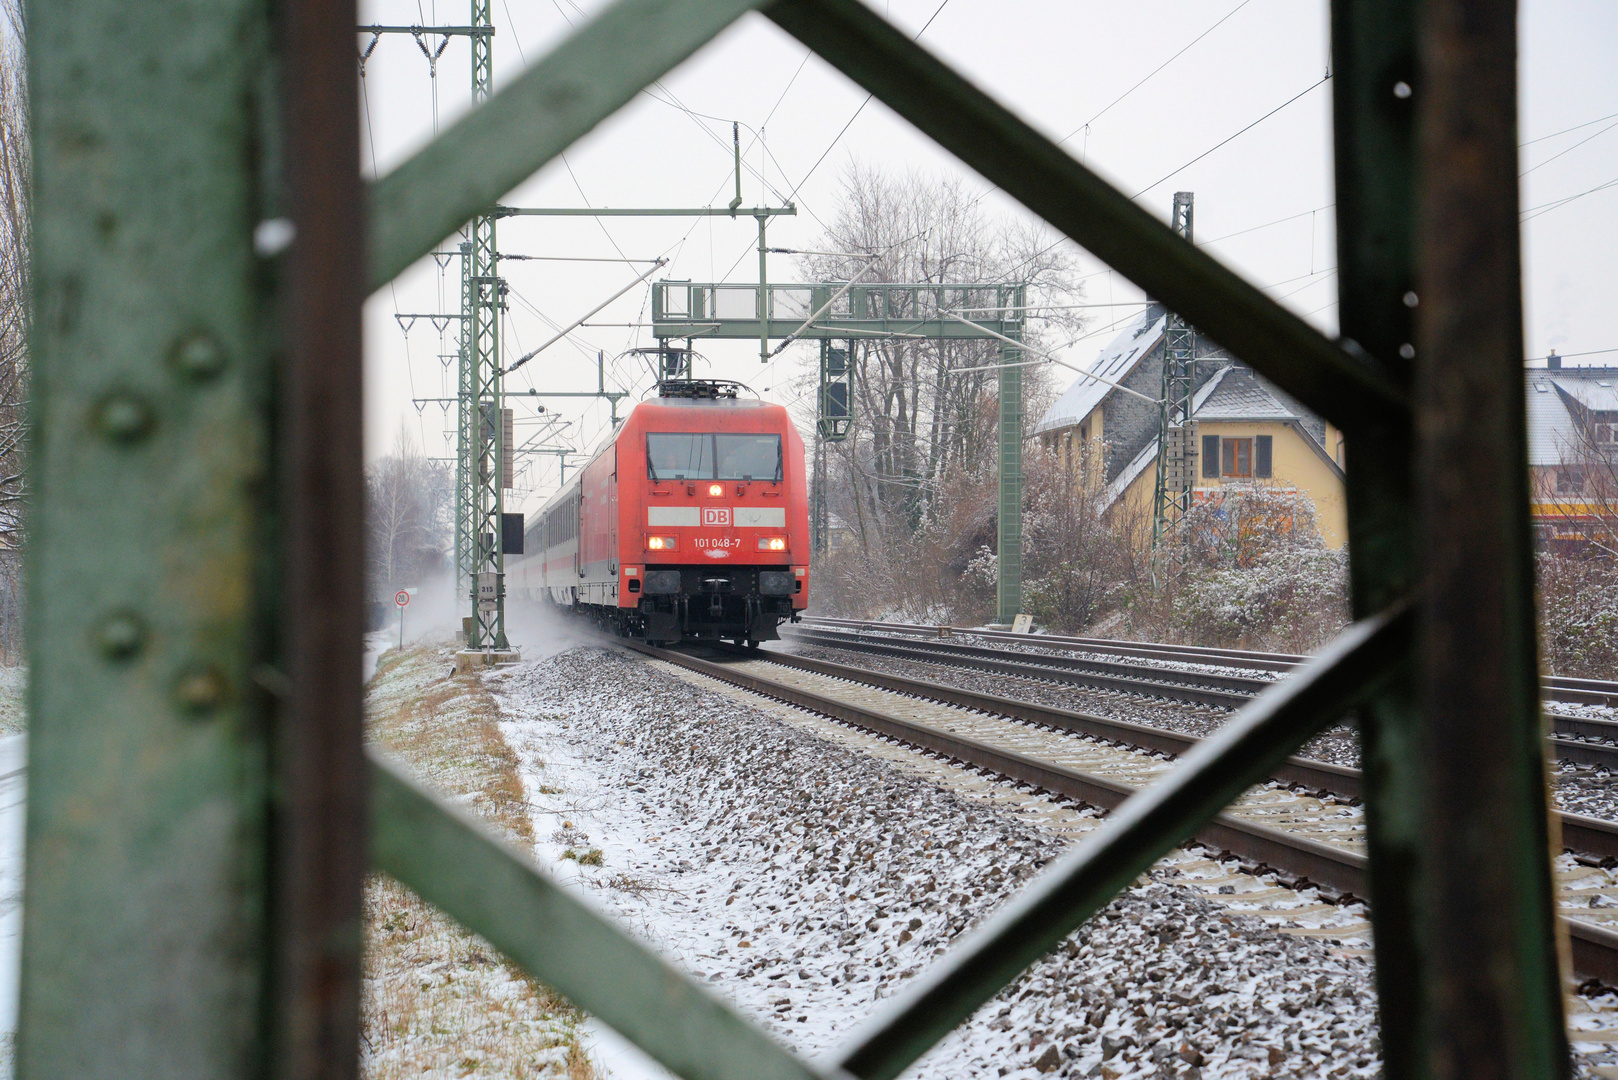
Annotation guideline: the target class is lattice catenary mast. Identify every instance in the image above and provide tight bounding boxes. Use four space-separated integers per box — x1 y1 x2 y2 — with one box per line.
1151 191 1198 568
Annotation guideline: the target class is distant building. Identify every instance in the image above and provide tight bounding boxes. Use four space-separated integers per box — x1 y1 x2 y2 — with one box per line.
1036 307 1348 548
1525 359 1618 549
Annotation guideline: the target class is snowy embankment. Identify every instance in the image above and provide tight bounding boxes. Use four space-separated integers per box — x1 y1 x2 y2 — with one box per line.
364 646 593 1080
491 647 1383 1080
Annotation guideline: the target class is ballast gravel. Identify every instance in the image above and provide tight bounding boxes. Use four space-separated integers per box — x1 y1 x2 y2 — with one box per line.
782 642 1362 770
491 645 1383 1080
783 642 1618 822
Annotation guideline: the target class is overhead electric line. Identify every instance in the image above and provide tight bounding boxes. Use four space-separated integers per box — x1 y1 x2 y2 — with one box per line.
1056 0 1257 147
1519 117 1618 178
1131 73 1331 199
1520 175 1618 221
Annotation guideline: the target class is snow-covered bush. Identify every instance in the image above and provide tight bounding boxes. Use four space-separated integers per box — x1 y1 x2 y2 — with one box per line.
1538 554 1618 679
1174 547 1350 652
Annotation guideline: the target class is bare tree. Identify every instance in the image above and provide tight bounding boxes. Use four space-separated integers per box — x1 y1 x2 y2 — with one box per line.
1529 399 1618 677
0 1 28 662
366 427 455 600
1532 414 1618 558
799 164 1083 582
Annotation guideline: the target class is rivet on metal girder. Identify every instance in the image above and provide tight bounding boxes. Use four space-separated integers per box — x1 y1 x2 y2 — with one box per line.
173 666 227 714
94 393 154 443
172 332 227 381
93 612 146 661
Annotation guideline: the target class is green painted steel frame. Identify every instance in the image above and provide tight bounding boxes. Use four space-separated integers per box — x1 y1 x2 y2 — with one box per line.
21 0 1562 1077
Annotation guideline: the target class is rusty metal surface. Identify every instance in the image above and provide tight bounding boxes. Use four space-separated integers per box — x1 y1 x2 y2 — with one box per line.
274 0 368 1074
1414 0 1569 1074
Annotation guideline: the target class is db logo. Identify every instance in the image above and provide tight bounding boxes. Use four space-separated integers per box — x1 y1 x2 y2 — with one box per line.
702 506 731 526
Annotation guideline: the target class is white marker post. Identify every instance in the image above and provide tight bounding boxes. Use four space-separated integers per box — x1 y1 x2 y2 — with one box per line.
395 589 411 650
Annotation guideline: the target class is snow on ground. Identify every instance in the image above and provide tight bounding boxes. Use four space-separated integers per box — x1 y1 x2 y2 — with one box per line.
363 644 593 1080
0 668 22 737
0 734 22 1079
491 646 1384 1080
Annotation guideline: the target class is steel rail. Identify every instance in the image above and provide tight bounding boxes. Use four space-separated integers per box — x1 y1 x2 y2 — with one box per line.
736 642 1618 862
791 627 1275 695
785 627 1259 707
785 625 1618 765
618 639 1618 984
799 615 1618 707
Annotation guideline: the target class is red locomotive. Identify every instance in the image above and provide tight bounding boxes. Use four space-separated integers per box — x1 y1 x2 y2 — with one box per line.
510 380 809 644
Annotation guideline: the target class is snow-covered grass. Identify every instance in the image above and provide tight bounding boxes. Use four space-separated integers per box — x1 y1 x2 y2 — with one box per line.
363 643 593 1080
0 667 24 736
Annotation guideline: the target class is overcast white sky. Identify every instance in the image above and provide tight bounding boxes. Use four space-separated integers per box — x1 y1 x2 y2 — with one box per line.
357 0 1618 516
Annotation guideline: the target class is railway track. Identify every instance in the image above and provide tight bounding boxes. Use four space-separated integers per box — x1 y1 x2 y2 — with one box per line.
618 637 1618 985
800 615 1618 709
785 621 1618 767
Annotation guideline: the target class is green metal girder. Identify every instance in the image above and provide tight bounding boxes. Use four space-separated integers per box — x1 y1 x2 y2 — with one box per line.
761 0 1407 436
1412 2 1566 1075
368 0 767 291
369 752 839 1080
1328 4 1425 1077
996 338 1023 624
20 0 1557 1074
20 0 277 1073
652 319 1018 341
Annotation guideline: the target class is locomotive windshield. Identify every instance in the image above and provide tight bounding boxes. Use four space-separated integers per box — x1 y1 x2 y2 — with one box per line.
716 434 782 481
646 433 714 480
647 433 782 481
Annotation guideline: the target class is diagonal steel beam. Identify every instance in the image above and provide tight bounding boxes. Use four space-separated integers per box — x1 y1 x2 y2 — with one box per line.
828 605 1410 1080
762 0 1407 434
368 751 846 1080
368 0 766 291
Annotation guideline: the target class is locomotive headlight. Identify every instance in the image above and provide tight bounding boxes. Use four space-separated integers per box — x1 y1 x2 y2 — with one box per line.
757 536 787 552
707 483 724 497
646 535 678 551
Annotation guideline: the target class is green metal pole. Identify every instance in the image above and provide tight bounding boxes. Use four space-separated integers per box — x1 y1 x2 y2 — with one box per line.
465 0 499 648
1150 193 1197 577
757 211 770 363
1328 4 1426 1075
1413 0 1567 1074
21 0 367 1073
995 286 1024 624
457 241 475 606
21 0 276 1069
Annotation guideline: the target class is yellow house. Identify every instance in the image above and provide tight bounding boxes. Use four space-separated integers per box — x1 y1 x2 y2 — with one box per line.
1037 311 1348 549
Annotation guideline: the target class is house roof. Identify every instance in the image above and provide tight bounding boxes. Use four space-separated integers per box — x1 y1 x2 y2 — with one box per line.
1194 365 1306 422
1552 376 1618 412
1034 311 1165 436
1103 367 1233 505
1525 367 1618 465
1102 365 1343 507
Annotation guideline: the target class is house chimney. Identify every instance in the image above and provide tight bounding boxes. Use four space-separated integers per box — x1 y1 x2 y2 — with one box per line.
1547 349 1561 370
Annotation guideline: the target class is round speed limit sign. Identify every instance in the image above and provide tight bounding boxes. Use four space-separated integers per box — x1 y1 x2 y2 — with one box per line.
394 590 411 608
